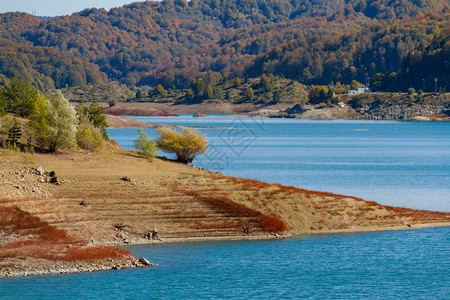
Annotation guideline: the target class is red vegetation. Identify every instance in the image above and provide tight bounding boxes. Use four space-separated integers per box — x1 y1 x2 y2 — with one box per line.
63 246 131 261
0 204 132 264
256 215 287 232
384 206 450 222
103 107 178 117
180 189 287 232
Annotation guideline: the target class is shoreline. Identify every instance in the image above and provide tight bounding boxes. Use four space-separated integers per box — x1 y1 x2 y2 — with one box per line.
100 101 450 122
1 146 449 280
2 223 448 279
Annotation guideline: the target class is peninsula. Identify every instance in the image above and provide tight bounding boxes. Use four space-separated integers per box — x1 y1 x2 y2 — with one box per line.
1 141 449 278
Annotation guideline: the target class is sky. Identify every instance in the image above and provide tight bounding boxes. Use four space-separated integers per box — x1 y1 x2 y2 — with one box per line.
0 0 140 16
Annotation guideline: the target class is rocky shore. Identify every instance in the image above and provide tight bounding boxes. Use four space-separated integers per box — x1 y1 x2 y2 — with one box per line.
250 102 450 121
355 103 449 120
0 258 153 279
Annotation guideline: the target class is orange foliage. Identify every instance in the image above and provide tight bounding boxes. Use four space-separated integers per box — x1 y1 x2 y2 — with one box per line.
180 189 287 232
0 204 132 264
63 246 131 262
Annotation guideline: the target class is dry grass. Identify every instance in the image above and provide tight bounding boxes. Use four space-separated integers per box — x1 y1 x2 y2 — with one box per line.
0 204 132 264
180 189 287 232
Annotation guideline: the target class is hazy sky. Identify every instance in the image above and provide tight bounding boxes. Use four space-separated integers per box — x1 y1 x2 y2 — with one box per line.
0 0 140 16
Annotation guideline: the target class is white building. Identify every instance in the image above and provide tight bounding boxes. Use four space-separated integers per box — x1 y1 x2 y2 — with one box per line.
347 87 369 95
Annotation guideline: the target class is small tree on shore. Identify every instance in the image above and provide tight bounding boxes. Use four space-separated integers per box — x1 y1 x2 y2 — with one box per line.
156 128 207 164
134 129 158 162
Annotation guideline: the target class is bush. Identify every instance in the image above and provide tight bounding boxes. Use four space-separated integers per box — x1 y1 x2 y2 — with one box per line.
76 119 105 150
156 128 207 164
134 129 158 161
408 87 416 95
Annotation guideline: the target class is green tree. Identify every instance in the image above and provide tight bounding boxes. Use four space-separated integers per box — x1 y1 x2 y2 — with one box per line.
7 118 22 145
225 90 231 100
134 129 158 162
156 128 207 164
0 93 5 117
0 78 39 117
76 101 108 139
272 91 281 104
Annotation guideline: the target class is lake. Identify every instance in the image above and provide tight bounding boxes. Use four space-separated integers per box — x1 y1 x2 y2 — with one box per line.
111 115 450 211
1 116 449 299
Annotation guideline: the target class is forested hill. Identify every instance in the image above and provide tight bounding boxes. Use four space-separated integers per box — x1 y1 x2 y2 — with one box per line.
0 0 449 90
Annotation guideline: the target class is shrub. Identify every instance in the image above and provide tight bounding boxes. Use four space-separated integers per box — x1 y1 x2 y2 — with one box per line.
156 128 207 164
408 87 416 95
134 129 158 161
76 118 105 150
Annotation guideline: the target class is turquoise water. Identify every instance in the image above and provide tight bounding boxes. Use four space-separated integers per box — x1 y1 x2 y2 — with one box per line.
110 115 450 211
1 116 449 298
2 227 449 299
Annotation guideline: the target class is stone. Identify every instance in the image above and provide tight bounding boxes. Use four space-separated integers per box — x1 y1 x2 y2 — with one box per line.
139 257 152 266
285 104 306 115
36 166 45 176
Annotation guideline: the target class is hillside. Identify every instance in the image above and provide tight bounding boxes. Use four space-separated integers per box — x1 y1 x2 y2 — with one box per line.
0 0 449 90
1 143 449 277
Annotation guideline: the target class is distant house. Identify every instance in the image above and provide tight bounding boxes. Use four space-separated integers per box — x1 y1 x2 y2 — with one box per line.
347 87 369 95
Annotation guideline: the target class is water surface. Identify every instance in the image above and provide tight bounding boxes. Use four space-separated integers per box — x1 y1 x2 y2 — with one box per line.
1 116 448 299
109 115 450 211
2 227 449 299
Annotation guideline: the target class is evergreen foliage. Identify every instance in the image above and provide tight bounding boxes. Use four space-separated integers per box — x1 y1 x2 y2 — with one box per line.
134 129 158 162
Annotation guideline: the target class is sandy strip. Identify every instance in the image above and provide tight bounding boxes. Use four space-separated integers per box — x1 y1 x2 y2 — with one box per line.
106 114 229 129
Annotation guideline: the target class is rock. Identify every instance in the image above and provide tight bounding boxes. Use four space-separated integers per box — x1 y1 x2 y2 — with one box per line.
49 177 58 184
36 166 45 176
193 113 207 118
285 104 306 115
139 257 152 266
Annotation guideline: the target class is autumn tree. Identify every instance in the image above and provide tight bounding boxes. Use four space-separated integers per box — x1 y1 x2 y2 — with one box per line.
156 128 207 164
308 86 334 104
245 87 255 101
